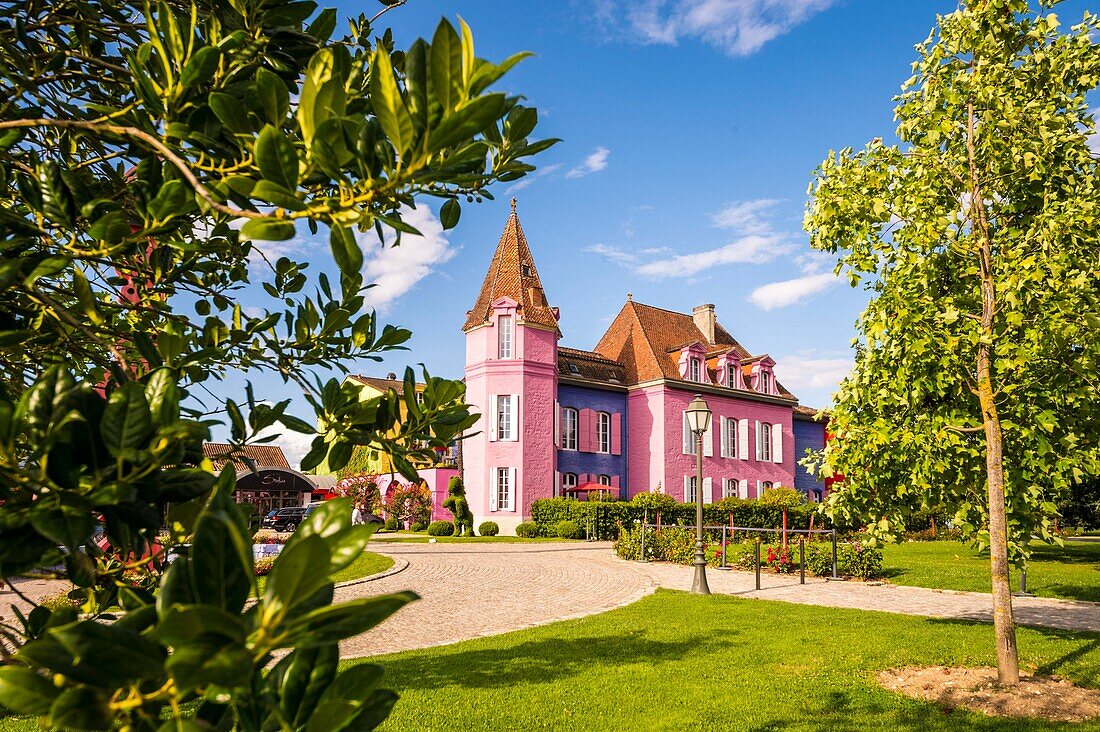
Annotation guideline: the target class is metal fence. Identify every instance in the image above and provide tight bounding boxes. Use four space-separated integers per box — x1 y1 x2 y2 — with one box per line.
637 523 841 588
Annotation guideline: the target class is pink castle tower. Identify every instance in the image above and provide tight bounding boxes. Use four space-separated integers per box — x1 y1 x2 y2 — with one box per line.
462 201 560 533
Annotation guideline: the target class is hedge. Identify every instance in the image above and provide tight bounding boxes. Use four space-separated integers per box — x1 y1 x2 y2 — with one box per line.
427 520 455 536
530 497 831 541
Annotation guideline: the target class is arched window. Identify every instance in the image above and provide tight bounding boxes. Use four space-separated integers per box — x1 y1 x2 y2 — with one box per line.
596 412 611 453
597 474 611 486
561 472 578 498
758 421 773 462
758 370 773 394
498 315 513 359
561 408 578 451
689 358 702 382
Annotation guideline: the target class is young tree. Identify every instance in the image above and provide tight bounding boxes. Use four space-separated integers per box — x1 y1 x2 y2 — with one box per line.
0 0 555 727
805 0 1100 685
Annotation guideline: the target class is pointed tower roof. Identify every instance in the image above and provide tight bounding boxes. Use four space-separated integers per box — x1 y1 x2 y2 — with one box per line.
463 200 560 334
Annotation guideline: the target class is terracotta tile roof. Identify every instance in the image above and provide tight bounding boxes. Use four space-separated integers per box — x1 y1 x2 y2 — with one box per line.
593 299 796 399
347 374 424 396
558 346 626 385
203 443 291 472
793 404 829 421
462 202 561 334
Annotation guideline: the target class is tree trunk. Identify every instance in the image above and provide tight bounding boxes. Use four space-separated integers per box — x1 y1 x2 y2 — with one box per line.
968 94 1020 686
782 508 788 550
930 515 936 538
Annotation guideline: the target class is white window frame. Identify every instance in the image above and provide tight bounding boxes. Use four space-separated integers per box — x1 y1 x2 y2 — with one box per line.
596 412 611 454
682 412 696 455
689 358 702 382
721 417 738 459
498 314 513 359
758 370 772 394
497 395 517 441
684 475 698 504
758 421 773 462
561 407 578 451
761 480 774 493
562 472 577 495
597 474 611 486
723 478 738 499
496 467 514 511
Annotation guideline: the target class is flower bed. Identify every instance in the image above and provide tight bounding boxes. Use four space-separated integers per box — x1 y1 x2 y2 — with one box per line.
614 526 883 579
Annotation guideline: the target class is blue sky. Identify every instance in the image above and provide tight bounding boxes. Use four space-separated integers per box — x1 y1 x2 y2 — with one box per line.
232 0 1098 463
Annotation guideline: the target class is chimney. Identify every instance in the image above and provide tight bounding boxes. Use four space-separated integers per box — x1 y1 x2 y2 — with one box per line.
386 372 397 380
693 304 716 345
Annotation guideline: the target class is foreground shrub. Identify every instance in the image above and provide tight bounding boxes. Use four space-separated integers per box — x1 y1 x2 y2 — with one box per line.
427 520 455 537
516 521 540 538
410 521 428 532
555 520 582 539
479 521 500 536
384 518 399 531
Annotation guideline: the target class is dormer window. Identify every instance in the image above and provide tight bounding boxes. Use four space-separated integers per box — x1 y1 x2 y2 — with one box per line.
498 315 513 359
522 264 532 277
689 358 702 382
568 363 580 375
758 370 773 394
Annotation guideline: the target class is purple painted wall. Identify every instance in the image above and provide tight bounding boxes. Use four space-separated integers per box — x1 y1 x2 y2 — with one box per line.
556 383 628 497
792 418 827 498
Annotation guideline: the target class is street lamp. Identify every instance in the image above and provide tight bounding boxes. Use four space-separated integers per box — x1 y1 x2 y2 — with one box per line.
685 394 712 595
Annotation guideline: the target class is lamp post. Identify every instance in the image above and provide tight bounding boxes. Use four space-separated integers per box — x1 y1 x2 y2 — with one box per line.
685 394 712 595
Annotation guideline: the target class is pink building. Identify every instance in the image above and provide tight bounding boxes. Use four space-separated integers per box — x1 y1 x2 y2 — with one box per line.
460 202 821 533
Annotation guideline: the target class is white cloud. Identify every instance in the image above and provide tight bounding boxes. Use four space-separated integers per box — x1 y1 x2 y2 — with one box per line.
636 235 786 279
566 146 610 178
584 243 638 266
773 354 852 394
749 271 836 310
605 0 836 57
253 423 316 471
360 205 455 313
504 163 563 194
710 198 780 233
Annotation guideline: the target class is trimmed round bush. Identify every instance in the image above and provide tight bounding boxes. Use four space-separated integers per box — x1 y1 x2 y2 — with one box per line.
478 521 499 536
555 519 582 539
409 521 428 532
427 520 455 536
515 521 540 538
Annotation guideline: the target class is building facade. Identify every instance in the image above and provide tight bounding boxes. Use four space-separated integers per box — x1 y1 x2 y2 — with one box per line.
460 203 829 533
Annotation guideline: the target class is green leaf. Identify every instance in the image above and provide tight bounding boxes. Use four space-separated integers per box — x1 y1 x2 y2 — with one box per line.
430 93 507 150
144 368 179 425
180 46 221 89
166 641 252 692
49 686 112 730
294 498 351 543
240 217 295 242
158 605 246 646
30 508 93 550
0 666 60 715
256 67 290 124
100 382 153 458
49 621 166 685
298 47 348 148
264 535 332 617
329 226 363 276
282 592 417 647
370 45 414 156
440 198 460 229
430 19 463 113
148 179 189 221
306 7 338 42
209 92 252 134
252 180 307 211
256 125 299 189
190 506 251 612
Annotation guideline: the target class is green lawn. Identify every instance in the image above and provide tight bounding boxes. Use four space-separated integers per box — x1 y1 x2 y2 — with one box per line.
255 550 392 594
882 540 1100 603
365 589 1100 731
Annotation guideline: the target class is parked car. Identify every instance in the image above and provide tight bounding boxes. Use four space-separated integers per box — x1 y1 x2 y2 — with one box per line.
261 505 316 532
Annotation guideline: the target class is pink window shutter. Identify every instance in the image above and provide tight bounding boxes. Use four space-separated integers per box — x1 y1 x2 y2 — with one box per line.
579 408 593 452
611 413 622 455
611 475 620 489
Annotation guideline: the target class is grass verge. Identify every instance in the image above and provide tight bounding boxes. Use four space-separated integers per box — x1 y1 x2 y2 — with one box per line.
881 540 1100 603
365 589 1100 731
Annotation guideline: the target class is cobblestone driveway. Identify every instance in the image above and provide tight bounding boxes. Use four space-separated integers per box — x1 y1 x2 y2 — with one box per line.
338 541 1100 658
